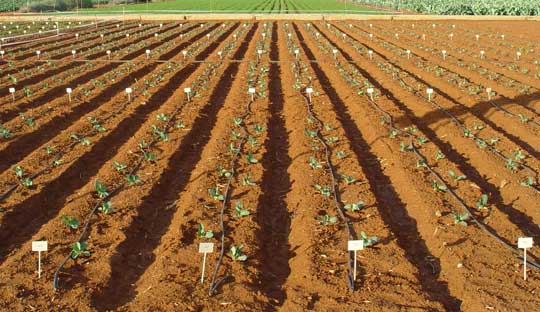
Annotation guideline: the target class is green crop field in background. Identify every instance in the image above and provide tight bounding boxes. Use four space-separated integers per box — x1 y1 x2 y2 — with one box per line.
81 0 388 14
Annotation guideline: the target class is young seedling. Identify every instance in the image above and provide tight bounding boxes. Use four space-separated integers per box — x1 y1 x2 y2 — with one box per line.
230 244 247 261
242 174 256 186
246 152 258 164
317 214 338 226
476 194 489 210
521 177 537 188
70 242 90 260
98 201 114 214
113 161 128 172
61 214 79 230
235 202 250 217
431 180 448 192
208 187 224 201
198 224 214 239
453 212 469 226
344 201 365 212
127 174 141 185
95 180 109 198
360 231 378 247
448 170 467 182
314 184 331 197
340 174 356 185
309 156 323 169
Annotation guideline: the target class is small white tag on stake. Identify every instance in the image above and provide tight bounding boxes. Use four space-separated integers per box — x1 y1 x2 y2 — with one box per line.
184 87 192 101
32 241 48 279
367 88 374 100
518 237 533 280
199 242 214 284
486 87 492 100
348 240 363 281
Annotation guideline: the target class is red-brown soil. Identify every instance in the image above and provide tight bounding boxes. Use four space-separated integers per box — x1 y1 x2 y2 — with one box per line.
1 19 540 312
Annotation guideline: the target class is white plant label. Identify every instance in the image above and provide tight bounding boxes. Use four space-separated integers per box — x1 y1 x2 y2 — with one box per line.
519 237 533 249
66 88 72 94
184 88 191 93
32 241 48 279
348 240 363 281
9 87 15 93
518 237 533 280
257 49 263 55
426 88 434 94
306 88 313 94
248 87 256 94
125 88 132 94
199 242 214 284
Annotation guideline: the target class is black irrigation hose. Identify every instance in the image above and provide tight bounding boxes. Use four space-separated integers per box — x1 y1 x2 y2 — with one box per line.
290 56 355 290
208 62 258 296
487 98 540 128
364 96 540 270
54 24 245 290
394 74 539 179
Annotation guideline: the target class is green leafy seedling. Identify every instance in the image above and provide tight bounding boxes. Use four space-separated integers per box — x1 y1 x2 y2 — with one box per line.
113 161 127 172
431 180 447 191
360 231 378 247
70 241 91 259
235 201 250 217
453 212 469 226
448 170 467 182
208 187 224 201
476 194 489 210
98 201 115 214
317 214 338 226
62 214 79 230
309 156 322 169
247 152 258 164
198 223 214 239
230 244 247 261
95 180 109 198
242 174 256 186
344 201 365 212
314 184 331 197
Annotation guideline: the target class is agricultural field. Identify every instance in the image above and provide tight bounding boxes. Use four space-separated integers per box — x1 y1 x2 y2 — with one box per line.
0 18 539 312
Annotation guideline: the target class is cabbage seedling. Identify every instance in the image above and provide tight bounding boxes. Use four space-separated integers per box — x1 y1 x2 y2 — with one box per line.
476 194 488 210
216 164 231 178
151 125 169 142
208 187 224 201
0 124 11 138
127 174 141 185
246 152 258 164
113 161 127 172
521 177 537 188
344 201 365 212
453 212 469 226
70 134 91 146
235 201 250 217
309 156 322 169
340 174 356 185
61 214 79 230
314 185 331 197
431 180 447 191
317 214 338 225
448 170 467 182
95 180 109 198
70 242 90 259
230 244 247 261
98 201 114 214
242 174 256 186
198 224 214 239
360 231 378 247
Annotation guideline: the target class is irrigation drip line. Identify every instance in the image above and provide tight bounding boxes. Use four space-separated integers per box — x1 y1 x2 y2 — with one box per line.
290 55 356 290
394 74 539 179
5 58 376 65
362 93 540 269
487 98 540 128
53 24 239 289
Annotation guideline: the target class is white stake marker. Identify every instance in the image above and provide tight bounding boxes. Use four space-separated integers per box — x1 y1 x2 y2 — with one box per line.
257 49 263 60
72 50 76 59
367 88 374 101
32 241 48 279
0 50 4 58
348 240 363 281
146 49 151 59
406 49 411 60
106 50 111 59
426 88 434 101
125 87 132 102
66 88 72 102
9 87 15 102
516 51 521 61
306 87 313 103
332 49 338 59
369 33 373 40
184 87 191 101
182 50 187 59
217 51 222 59
199 242 214 283
368 50 373 60
36 50 41 59
442 50 447 61
248 87 256 101
294 49 299 59
518 237 533 280
475 34 480 41
486 87 492 100
480 50 485 59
